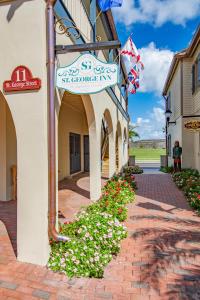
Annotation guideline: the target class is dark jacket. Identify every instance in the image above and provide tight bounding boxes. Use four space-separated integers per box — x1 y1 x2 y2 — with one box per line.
173 146 182 159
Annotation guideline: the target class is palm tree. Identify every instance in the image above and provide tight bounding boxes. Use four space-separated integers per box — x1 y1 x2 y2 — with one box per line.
129 124 140 141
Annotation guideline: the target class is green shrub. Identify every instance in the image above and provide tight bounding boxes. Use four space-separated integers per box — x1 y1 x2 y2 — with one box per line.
160 166 173 173
172 169 200 214
124 165 143 175
48 175 136 278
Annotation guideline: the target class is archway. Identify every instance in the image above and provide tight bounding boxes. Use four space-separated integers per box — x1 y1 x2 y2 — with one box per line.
116 121 122 173
0 92 17 255
101 109 114 179
57 91 99 221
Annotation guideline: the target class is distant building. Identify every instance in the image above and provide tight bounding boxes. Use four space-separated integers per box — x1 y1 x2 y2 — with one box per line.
130 139 165 149
163 25 200 170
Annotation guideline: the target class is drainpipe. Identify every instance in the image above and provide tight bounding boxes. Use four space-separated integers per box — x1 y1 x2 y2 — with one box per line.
46 0 68 242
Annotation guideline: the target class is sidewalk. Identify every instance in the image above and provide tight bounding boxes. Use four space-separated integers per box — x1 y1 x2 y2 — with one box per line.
0 174 200 299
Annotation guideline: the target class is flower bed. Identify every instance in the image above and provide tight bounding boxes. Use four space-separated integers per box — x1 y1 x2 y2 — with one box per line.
48 175 136 278
172 169 200 213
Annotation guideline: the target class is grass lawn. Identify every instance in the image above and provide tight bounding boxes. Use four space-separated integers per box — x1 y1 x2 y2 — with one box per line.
129 148 166 161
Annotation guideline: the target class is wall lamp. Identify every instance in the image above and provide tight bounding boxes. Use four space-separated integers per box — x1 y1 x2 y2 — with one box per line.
165 109 176 125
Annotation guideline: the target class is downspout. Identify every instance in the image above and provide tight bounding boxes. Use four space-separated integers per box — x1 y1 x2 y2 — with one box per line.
46 0 68 242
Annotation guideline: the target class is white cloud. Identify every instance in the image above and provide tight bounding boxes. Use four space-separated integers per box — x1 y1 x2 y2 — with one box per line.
139 42 174 94
113 0 200 27
133 106 165 139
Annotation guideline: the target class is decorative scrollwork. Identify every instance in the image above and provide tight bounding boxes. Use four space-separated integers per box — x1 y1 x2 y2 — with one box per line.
184 120 200 132
54 12 102 43
55 18 81 40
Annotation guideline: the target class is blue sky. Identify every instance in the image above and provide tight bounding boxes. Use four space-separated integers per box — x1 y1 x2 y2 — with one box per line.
112 0 200 140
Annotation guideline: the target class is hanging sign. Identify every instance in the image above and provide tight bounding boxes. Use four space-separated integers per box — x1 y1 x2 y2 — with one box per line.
184 120 200 132
56 53 118 94
3 66 41 92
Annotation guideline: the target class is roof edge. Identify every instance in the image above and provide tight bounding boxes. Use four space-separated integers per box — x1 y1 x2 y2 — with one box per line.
162 25 200 95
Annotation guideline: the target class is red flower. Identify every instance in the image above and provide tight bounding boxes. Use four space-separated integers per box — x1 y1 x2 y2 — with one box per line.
64 221 72 225
118 208 123 214
197 195 200 200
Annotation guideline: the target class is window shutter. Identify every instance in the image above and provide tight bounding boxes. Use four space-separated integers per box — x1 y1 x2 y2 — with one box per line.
192 64 195 94
197 54 200 85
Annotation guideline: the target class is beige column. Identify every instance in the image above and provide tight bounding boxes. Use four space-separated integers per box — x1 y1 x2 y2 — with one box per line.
16 100 49 265
89 125 101 201
0 98 6 201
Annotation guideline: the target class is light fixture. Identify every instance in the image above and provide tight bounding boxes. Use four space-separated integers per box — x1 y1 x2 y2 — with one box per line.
165 109 176 125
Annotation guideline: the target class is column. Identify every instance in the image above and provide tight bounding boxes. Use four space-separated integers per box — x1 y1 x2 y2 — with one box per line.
0 99 6 201
89 125 101 201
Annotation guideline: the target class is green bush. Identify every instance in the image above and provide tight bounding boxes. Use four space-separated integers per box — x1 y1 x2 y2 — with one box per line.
172 169 200 214
48 175 136 278
160 166 173 173
124 165 143 175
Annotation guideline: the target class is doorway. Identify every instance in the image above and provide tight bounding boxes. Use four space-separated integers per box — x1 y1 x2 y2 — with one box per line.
84 135 89 172
70 133 81 174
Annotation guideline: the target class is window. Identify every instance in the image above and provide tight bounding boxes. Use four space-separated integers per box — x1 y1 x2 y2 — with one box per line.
168 135 171 156
192 53 200 94
192 64 196 94
197 54 200 84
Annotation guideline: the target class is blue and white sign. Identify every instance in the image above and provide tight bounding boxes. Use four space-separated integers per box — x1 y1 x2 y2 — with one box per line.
56 53 118 94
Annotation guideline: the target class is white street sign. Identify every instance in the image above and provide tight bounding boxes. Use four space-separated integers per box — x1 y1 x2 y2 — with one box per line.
56 53 118 94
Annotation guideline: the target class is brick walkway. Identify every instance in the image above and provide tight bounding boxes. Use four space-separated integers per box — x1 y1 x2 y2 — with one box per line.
0 174 200 299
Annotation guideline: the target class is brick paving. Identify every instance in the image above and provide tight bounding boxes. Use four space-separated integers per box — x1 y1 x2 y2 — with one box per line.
0 173 200 299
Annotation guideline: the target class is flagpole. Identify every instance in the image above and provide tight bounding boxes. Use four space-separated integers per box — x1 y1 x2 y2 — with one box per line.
95 9 102 21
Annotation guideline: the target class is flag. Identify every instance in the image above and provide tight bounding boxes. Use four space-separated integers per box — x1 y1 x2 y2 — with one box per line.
121 37 144 69
121 36 144 95
98 0 123 12
128 83 136 94
128 68 138 85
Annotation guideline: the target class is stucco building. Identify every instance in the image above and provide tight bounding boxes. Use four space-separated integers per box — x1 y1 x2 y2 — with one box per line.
0 0 129 265
163 25 200 170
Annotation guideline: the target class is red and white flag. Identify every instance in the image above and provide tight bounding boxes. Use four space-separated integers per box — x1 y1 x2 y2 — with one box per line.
121 37 144 69
121 36 144 95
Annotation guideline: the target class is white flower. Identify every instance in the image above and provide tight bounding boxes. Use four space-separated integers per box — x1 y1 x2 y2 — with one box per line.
94 256 99 261
71 256 76 261
85 232 90 238
75 260 80 265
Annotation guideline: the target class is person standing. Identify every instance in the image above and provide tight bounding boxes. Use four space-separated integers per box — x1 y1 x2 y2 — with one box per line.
173 141 182 172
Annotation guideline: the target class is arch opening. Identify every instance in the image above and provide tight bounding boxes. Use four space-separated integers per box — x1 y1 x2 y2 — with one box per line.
116 121 122 173
57 92 98 221
101 109 113 179
0 92 17 256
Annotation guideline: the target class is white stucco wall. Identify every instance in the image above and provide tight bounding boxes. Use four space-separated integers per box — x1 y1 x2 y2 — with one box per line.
0 0 49 265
